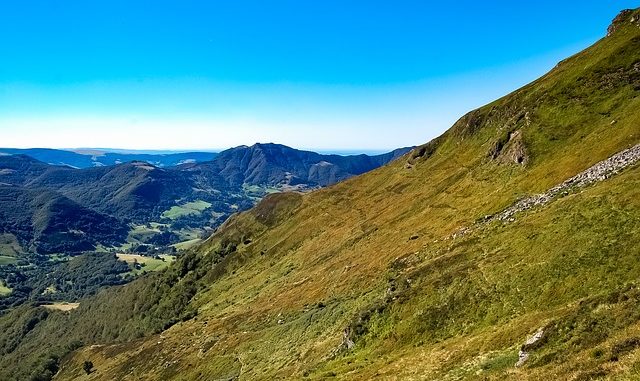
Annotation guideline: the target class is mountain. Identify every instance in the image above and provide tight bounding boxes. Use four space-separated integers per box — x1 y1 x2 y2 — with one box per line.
0 146 408 254
0 148 217 168
0 186 128 254
180 143 413 187
25 161 199 222
2 9 640 380
0 155 193 222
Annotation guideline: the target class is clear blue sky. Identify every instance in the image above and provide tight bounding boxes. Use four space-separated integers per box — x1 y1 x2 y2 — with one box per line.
0 1 636 151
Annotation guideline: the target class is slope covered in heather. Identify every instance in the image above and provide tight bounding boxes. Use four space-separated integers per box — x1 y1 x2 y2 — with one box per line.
1 8 640 381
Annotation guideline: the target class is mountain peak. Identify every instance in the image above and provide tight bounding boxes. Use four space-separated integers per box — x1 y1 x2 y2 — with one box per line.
607 8 640 37
250 142 289 150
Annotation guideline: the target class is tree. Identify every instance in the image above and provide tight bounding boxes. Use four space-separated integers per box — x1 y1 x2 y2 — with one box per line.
83 360 93 375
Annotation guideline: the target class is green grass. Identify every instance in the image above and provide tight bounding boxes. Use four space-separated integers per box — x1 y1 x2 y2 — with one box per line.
0 233 23 256
161 200 212 220
121 222 205 252
116 253 176 276
126 224 162 243
172 238 202 250
243 184 281 196
0 279 11 296
0 255 18 265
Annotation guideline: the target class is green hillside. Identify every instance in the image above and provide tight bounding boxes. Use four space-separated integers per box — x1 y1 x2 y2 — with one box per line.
0 8 639 381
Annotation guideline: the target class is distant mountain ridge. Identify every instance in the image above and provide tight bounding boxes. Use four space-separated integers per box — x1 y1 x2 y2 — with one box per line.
181 143 413 187
0 148 217 168
0 144 411 253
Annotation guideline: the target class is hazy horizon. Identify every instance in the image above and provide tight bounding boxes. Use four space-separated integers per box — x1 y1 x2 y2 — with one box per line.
0 145 405 156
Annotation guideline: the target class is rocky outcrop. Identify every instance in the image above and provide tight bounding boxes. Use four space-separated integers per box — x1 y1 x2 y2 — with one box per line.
608 9 640 37
494 143 640 223
516 328 546 367
491 130 529 165
450 143 640 240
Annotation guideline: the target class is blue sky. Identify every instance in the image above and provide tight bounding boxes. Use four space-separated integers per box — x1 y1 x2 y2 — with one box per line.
0 1 637 151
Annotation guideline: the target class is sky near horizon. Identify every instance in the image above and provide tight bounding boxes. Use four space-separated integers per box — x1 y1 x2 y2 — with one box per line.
0 1 637 151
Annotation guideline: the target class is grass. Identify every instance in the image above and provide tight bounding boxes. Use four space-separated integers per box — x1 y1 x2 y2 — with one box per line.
0 279 11 296
243 184 282 199
161 200 212 220
116 253 176 276
121 222 205 252
0 233 22 257
0 255 18 265
172 238 202 250
41 302 80 311
126 224 164 243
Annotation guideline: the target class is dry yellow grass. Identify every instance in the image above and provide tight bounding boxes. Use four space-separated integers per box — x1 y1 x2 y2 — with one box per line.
42 302 80 312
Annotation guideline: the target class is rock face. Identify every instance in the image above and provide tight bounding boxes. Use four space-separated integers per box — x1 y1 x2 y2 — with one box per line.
498 130 528 165
516 328 546 367
342 328 355 350
608 9 640 37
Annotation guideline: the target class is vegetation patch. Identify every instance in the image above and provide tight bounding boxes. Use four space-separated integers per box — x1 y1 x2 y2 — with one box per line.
161 200 212 220
0 255 18 266
0 279 11 296
0 234 23 256
41 302 80 311
116 253 175 276
172 238 202 250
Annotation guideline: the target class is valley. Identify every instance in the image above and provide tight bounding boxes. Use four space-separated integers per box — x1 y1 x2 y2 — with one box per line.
0 144 409 312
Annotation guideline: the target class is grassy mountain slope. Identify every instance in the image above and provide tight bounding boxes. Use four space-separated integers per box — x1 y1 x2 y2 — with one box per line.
1 8 639 381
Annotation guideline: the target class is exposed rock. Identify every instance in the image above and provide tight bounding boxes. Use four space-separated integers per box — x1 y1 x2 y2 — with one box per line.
487 110 531 164
516 327 546 367
342 328 355 350
494 143 640 223
498 130 528 165
451 143 640 240
408 134 447 164
608 9 635 37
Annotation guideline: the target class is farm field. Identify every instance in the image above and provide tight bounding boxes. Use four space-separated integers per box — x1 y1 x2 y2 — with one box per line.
116 253 176 276
0 255 17 265
161 200 212 219
42 302 80 311
0 279 11 296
